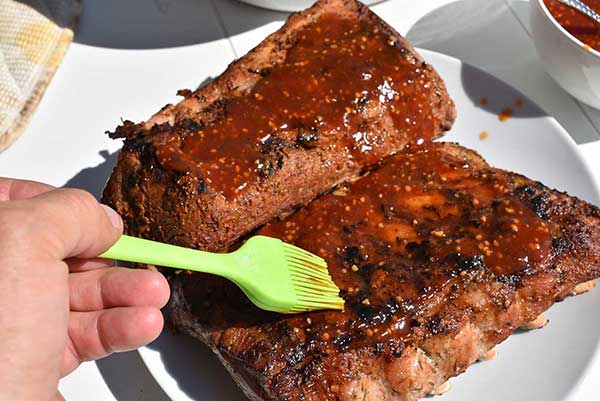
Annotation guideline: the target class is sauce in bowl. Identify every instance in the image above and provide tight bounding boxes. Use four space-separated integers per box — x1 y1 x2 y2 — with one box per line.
544 0 600 51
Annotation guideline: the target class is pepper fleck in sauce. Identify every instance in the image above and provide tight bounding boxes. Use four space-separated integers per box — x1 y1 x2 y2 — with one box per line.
545 0 600 51
255 143 552 353
156 13 439 198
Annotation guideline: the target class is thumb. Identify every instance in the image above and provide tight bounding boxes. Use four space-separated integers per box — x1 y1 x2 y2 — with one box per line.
12 188 123 260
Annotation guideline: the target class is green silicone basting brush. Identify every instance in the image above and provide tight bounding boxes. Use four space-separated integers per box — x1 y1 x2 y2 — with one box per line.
100 234 344 314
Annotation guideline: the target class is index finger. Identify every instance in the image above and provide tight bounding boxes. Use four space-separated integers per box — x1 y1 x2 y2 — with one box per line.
0 177 55 201
3 187 123 260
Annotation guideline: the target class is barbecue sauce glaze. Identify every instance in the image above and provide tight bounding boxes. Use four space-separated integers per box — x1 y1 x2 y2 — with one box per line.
253 143 552 355
156 13 439 198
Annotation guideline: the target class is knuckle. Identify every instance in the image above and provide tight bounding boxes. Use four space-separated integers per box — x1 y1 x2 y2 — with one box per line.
0 204 31 227
61 187 97 205
58 188 99 215
0 204 37 243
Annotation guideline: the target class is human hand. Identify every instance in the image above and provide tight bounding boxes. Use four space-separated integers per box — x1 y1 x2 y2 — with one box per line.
0 178 170 401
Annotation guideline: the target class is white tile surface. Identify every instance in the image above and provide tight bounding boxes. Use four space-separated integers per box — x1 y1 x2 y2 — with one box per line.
577 92 600 133
0 0 598 400
210 0 287 56
371 0 458 34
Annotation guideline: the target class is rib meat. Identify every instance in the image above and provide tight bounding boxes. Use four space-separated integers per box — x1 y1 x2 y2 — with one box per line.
168 142 600 401
102 0 455 252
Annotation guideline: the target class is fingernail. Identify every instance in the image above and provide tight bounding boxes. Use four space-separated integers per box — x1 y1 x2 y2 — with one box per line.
101 204 122 229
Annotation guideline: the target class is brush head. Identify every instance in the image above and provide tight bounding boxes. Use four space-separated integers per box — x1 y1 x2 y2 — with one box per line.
281 242 345 313
233 236 345 314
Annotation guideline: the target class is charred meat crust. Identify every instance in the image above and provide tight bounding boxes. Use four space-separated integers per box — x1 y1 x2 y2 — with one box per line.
102 0 456 252
167 142 600 401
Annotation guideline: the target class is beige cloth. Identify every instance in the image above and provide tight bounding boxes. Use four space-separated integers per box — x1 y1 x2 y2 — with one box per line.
0 0 80 152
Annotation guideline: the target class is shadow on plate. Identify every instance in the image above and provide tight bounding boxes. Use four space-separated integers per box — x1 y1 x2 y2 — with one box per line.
96 351 171 401
73 0 286 50
459 63 544 120
405 0 600 144
63 150 118 199
145 331 247 401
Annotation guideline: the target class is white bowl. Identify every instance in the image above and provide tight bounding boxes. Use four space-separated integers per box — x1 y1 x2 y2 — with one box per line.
530 0 600 109
237 0 384 12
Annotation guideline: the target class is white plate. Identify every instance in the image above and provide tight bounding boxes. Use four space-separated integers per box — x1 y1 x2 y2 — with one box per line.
138 49 600 401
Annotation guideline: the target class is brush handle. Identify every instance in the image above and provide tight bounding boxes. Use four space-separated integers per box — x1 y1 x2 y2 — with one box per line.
100 235 232 276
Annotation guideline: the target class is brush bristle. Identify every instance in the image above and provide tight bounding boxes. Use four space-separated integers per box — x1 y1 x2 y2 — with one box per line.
283 243 345 312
